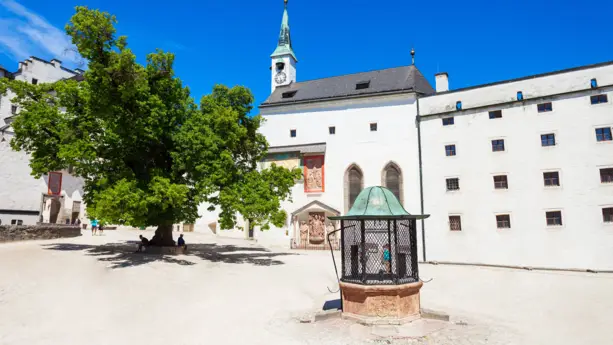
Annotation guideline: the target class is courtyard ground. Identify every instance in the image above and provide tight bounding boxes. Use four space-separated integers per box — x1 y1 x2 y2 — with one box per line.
0 229 611 345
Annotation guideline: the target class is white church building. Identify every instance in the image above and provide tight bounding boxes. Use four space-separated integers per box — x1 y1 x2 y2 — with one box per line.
196 1 613 271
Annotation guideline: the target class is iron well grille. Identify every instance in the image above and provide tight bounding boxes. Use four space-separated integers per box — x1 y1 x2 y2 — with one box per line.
341 219 418 285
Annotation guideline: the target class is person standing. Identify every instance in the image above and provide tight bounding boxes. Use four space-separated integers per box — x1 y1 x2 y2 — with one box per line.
91 218 98 235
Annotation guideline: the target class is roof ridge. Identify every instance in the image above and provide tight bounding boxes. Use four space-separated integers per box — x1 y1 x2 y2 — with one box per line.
291 65 414 85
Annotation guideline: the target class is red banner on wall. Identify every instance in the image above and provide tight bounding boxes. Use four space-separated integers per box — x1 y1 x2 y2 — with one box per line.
48 172 62 195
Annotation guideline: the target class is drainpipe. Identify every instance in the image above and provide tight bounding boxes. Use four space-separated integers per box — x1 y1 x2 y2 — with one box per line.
415 95 427 262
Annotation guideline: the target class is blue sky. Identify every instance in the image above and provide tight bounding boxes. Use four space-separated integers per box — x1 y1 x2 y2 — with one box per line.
1 0 612 110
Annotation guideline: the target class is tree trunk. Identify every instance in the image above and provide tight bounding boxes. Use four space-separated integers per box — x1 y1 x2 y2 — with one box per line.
149 223 175 246
248 220 254 239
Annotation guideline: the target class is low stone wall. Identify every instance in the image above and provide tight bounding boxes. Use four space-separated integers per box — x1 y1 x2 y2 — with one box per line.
0 224 81 243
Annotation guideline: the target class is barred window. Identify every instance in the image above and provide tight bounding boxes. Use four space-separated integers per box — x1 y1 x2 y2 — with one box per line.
537 102 553 113
493 175 508 189
543 172 560 186
449 216 462 231
445 144 456 156
491 139 505 152
496 215 511 229
595 127 612 142
601 168 613 183
590 94 608 104
546 211 563 226
489 110 502 119
446 178 460 191
541 133 556 147
603 208 613 223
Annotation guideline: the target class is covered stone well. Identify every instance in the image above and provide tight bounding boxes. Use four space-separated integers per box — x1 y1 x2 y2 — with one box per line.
328 186 429 323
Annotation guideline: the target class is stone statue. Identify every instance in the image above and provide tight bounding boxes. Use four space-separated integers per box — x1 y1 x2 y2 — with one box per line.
308 213 325 244
299 221 309 245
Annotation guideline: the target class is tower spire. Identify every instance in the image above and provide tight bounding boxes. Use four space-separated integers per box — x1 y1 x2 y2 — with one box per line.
271 0 297 61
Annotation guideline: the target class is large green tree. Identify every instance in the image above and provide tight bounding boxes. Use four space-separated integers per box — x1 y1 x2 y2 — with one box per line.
1 7 300 245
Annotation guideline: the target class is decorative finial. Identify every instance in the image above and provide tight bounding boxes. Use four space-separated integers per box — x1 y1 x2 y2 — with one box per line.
411 47 415 65
284 0 288 6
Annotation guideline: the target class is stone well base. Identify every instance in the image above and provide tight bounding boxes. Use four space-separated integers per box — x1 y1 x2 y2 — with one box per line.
340 281 423 323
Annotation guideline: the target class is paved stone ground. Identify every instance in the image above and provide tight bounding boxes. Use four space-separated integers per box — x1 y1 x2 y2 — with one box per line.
0 229 611 345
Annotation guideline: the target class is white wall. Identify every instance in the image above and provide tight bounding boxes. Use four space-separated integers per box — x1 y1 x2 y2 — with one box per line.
420 65 613 270
0 137 85 225
258 93 424 248
1 58 81 225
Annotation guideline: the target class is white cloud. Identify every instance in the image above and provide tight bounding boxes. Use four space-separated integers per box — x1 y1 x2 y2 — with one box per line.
0 0 81 65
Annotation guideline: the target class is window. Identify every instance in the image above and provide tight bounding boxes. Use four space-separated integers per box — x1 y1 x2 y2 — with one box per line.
489 110 502 119
543 171 560 186
541 133 556 147
491 139 505 152
517 91 524 101
11 105 17 114
282 91 297 99
537 102 553 113
601 168 613 183
590 94 608 104
595 127 612 142
356 81 370 90
493 175 508 189
11 219 23 225
603 207 613 223
32 78 38 85
591 78 598 88
445 144 456 156
442 117 454 126
496 215 511 229
382 163 402 204
546 211 563 226
456 101 462 110
370 123 377 131
446 178 460 191
347 166 363 211
449 216 462 231
329 126 336 135
290 129 296 138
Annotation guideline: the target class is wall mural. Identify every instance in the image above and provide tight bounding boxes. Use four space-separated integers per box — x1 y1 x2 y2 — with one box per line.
303 155 324 192
260 152 301 171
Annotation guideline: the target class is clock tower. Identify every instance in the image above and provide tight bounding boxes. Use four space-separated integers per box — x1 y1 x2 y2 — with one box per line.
271 0 297 93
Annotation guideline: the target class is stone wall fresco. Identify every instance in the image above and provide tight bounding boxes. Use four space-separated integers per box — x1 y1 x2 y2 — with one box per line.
304 155 324 192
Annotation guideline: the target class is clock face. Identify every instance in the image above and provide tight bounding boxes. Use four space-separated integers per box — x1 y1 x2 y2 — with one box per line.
275 72 287 84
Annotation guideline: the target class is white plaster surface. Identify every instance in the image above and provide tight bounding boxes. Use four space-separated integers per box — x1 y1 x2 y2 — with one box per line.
0 229 611 345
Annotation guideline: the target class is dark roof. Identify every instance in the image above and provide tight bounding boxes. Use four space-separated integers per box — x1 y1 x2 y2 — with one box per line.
423 60 613 97
261 65 434 107
267 142 326 154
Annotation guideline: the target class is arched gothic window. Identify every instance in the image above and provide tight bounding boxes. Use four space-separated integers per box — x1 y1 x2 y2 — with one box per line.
382 162 403 205
344 165 364 213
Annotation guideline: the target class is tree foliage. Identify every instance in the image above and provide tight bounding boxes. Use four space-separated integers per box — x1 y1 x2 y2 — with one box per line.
1 7 300 244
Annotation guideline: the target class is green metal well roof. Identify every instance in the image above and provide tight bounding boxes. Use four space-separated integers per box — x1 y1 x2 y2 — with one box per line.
328 186 429 220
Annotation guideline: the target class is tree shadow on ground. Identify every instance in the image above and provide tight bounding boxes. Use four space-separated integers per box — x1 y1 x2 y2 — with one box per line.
43 241 296 269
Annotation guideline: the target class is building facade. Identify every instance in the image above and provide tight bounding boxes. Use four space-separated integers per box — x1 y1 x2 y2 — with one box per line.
419 63 613 271
196 1 613 270
0 57 85 226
